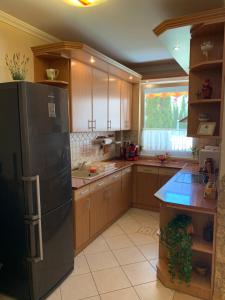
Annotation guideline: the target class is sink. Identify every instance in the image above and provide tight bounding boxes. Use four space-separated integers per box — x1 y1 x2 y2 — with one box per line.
72 169 100 180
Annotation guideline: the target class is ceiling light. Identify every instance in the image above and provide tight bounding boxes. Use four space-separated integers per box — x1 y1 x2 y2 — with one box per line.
64 0 106 7
173 46 180 51
129 76 133 80
90 56 95 63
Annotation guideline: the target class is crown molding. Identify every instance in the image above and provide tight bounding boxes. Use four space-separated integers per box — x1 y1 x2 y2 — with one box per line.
0 10 60 43
154 7 225 36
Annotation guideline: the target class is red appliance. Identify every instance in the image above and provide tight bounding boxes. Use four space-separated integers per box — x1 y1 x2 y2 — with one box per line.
121 142 139 161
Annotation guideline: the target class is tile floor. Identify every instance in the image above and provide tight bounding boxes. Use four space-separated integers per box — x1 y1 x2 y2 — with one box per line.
47 208 201 300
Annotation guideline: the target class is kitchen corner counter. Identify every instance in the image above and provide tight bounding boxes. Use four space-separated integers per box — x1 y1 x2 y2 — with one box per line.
154 163 217 213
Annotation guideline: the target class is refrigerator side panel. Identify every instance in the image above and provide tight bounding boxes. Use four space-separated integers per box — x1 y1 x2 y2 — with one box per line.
0 82 31 300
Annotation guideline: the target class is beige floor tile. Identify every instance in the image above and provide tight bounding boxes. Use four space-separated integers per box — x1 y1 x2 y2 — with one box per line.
84 236 110 255
85 251 119 271
83 297 101 300
149 258 158 270
118 220 141 234
72 252 90 276
134 281 174 300
92 267 131 294
113 246 146 265
100 287 139 300
173 292 201 300
61 273 98 300
128 232 156 246
122 261 157 286
138 242 159 260
105 234 133 250
46 288 61 300
117 214 134 225
102 224 124 238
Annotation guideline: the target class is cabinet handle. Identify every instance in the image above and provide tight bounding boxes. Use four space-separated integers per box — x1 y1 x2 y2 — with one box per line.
113 174 120 179
80 189 89 195
88 120 92 130
107 120 111 130
93 120 96 129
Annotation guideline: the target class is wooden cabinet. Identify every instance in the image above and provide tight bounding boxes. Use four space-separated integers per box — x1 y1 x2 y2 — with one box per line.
121 80 132 130
108 75 121 131
133 166 179 211
121 167 132 212
89 178 109 237
187 23 224 138
158 168 179 188
135 166 160 211
71 60 93 132
93 68 108 131
74 186 90 251
107 171 122 222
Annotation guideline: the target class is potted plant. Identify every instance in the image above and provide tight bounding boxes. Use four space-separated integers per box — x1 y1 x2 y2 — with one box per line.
160 214 193 284
5 53 29 80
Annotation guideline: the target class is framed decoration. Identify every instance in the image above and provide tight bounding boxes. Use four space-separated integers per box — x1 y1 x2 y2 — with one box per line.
197 122 216 136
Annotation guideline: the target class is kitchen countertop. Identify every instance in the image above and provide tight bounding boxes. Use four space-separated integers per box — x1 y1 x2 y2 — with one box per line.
71 158 186 190
72 160 133 189
154 163 217 213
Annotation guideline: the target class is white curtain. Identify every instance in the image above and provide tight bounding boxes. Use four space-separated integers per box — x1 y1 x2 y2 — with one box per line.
142 128 192 156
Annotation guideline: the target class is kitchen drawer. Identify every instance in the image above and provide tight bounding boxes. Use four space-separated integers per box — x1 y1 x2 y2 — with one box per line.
74 186 90 200
122 166 132 175
137 166 158 174
90 177 110 192
158 168 179 176
108 171 122 183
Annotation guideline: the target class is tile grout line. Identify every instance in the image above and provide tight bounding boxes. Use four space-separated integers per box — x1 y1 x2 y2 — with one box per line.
82 250 101 298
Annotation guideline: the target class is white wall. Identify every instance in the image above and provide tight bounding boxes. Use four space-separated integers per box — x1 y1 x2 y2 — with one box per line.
0 10 59 82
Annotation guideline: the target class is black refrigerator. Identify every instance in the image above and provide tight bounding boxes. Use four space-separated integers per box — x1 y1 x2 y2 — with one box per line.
0 82 74 300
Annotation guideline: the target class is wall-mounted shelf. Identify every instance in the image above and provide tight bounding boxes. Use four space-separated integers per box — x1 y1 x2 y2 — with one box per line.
189 99 222 104
37 80 69 87
192 236 213 254
190 60 223 71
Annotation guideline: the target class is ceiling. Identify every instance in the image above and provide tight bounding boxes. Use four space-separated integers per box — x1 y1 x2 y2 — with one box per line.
0 0 223 64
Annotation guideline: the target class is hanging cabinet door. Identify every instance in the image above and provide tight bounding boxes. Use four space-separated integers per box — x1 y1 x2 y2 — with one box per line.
92 68 108 131
70 60 93 132
121 80 132 130
108 75 121 131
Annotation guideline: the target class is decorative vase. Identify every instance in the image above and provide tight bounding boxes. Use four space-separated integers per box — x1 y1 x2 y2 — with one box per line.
12 72 25 81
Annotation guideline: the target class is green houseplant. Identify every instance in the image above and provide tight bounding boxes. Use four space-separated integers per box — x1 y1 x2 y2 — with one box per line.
5 53 29 80
160 214 193 284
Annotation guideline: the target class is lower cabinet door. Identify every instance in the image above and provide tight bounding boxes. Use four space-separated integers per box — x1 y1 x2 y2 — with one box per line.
74 196 90 251
90 180 108 237
135 166 160 210
107 172 122 222
122 168 132 212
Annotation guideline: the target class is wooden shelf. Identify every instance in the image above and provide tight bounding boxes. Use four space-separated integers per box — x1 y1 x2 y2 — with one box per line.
157 258 212 300
37 80 69 87
189 99 221 105
190 60 223 71
187 134 220 139
192 236 213 254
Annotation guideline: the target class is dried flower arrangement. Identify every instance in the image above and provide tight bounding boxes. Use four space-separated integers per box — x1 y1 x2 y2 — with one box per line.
5 53 29 80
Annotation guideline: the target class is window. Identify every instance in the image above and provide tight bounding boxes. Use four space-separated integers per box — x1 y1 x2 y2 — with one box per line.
141 79 193 157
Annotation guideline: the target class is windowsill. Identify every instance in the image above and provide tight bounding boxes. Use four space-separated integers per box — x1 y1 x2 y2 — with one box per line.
140 152 198 163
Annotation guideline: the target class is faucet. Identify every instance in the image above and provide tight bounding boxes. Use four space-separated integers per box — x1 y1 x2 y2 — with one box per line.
78 160 87 170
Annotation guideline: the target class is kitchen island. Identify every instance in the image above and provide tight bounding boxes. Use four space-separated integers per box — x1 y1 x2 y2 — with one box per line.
155 164 217 300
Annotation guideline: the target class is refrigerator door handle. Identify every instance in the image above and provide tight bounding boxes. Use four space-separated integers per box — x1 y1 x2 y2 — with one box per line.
22 175 41 220
26 219 44 263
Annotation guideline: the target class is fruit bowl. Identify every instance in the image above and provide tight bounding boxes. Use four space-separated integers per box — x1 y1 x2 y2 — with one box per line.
156 154 169 163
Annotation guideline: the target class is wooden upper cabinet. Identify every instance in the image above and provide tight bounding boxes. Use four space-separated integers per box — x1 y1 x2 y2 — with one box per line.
121 80 132 130
92 68 108 131
108 75 121 131
71 60 92 132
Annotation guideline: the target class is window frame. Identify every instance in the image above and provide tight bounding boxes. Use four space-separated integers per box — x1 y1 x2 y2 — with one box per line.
140 76 192 158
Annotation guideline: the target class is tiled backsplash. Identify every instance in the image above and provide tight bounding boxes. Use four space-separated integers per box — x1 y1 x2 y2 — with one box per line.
70 132 116 169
